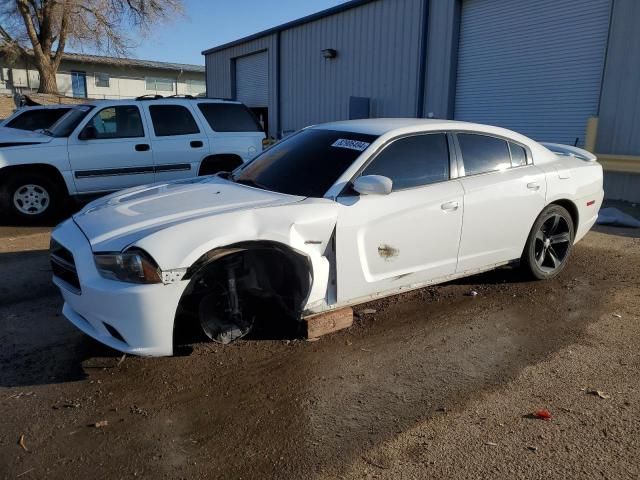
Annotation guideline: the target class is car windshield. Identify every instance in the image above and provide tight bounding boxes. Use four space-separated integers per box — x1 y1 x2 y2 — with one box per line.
45 105 94 137
233 129 378 197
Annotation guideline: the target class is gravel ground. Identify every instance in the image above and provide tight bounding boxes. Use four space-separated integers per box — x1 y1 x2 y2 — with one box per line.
0 213 638 479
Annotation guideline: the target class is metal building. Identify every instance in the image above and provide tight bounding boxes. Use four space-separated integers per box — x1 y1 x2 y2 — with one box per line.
203 0 640 202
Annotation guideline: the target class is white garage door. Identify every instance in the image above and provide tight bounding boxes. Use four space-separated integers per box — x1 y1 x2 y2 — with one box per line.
455 0 611 146
235 51 268 108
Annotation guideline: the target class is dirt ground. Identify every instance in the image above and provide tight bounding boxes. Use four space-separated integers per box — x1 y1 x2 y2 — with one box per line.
0 212 639 479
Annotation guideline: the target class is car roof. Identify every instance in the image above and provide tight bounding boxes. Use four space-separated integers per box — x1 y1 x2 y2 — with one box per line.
313 118 522 136
17 104 75 110
311 118 461 135
312 118 546 149
86 97 242 107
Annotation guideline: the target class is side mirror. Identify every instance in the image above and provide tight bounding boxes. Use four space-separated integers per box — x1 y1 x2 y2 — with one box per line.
79 125 98 140
352 175 393 196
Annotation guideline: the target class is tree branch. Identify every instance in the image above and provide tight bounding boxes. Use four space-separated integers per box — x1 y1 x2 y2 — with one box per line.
52 0 69 69
0 23 29 57
15 0 46 62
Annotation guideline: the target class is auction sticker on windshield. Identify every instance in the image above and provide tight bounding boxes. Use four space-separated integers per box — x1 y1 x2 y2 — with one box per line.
331 139 371 152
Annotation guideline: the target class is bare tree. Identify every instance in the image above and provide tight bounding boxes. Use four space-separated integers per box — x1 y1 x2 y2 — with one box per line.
0 0 183 94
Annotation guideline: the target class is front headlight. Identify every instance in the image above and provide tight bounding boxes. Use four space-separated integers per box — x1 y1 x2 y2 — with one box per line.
94 249 162 284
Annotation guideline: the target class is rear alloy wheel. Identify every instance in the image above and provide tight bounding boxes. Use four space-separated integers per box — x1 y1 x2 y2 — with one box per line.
1 172 64 222
522 205 575 280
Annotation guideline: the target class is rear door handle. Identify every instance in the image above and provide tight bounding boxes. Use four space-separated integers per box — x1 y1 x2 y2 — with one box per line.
441 201 459 212
527 182 541 191
135 144 150 152
190 140 203 148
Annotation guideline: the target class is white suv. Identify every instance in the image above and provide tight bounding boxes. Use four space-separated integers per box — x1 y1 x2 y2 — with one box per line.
0 97 265 221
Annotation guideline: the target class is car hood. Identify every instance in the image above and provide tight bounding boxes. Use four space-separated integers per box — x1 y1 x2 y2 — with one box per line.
0 127 53 145
73 176 305 251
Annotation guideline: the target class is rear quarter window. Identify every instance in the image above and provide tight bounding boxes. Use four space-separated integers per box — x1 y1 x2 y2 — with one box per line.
197 103 263 132
6 108 70 131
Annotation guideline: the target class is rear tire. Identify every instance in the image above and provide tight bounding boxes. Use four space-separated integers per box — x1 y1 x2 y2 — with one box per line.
521 204 575 280
0 171 65 222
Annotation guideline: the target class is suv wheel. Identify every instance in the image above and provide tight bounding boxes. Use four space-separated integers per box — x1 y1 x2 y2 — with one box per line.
1 171 65 222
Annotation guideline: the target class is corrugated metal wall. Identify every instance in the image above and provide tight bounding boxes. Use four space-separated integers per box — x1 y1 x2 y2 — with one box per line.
279 0 424 134
423 0 460 120
205 35 278 136
454 0 611 146
596 0 640 155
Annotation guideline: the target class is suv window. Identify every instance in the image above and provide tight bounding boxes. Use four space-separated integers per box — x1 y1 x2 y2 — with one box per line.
149 105 200 137
6 108 70 131
457 133 512 175
509 142 528 167
86 106 144 139
197 103 262 132
362 134 450 190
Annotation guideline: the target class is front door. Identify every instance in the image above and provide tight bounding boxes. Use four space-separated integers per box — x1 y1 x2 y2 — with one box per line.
335 133 464 302
68 104 155 193
71 71 87 98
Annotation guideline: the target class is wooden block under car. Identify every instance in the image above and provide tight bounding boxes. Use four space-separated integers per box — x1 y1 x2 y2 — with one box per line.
305 307 354 339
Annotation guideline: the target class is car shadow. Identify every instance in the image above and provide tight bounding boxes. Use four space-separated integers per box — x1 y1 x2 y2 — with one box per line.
0 198 84 227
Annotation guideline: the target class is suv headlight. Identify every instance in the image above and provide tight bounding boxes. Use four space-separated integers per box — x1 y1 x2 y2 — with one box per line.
94 249 162 284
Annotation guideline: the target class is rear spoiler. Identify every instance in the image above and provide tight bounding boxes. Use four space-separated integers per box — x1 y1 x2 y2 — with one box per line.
541 143 597 162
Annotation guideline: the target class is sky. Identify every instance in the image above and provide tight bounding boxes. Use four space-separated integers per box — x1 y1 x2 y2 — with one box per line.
130 0 347 65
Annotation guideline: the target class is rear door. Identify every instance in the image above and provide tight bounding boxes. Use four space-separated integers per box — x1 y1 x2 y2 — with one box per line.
196 102 265 164
142 103 207 182
455 133 546 272
67 104 154 193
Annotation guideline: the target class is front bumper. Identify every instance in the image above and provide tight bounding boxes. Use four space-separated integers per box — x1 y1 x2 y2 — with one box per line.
51 219 189 356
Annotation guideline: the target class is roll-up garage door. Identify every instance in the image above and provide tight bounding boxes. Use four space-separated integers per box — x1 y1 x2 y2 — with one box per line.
455 0 611 146
234 51 268 108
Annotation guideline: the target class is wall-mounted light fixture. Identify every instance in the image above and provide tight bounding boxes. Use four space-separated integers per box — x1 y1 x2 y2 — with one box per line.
322 49 338 59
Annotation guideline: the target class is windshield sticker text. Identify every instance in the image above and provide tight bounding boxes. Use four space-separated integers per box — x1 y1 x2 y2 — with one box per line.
331 139 370 152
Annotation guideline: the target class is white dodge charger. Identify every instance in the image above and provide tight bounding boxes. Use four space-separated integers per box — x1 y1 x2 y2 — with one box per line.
50 119 604 356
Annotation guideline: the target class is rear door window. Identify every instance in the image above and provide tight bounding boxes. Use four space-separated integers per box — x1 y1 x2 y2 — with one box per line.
197 103 263 132
6 108 71 131
149 105 200 136
457 133 512 175
362 134 450 190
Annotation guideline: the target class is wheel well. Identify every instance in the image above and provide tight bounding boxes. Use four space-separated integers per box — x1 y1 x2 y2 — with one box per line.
549 199 579 230
174 241 313 343
0 164 68 195
198 154 244 176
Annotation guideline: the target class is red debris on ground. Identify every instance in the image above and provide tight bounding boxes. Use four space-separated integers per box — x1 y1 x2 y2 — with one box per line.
534 409 552 420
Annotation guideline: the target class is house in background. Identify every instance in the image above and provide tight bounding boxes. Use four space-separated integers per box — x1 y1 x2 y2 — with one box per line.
0 52 206 100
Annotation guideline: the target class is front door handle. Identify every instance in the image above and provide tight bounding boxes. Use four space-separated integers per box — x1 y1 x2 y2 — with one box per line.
441 201 459 212
135 144 150 152
527 182 541 191
190 140 203 148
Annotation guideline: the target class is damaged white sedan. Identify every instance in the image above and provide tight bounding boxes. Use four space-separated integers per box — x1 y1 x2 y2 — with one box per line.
50 119 604 356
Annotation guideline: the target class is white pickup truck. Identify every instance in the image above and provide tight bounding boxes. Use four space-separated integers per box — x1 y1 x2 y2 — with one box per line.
0 97 265 221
